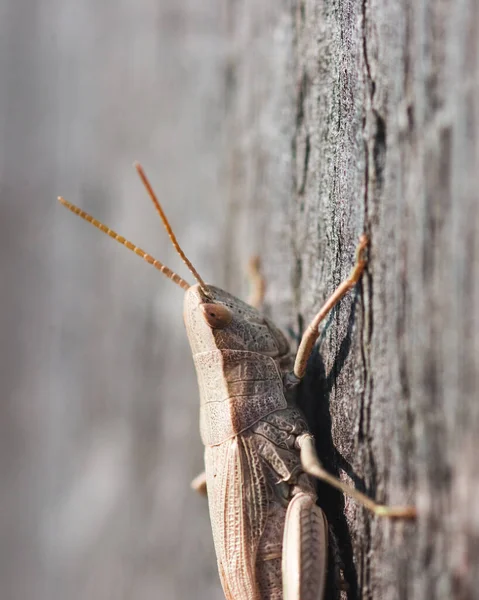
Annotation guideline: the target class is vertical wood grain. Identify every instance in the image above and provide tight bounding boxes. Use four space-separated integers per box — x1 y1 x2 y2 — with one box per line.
2 0 478 599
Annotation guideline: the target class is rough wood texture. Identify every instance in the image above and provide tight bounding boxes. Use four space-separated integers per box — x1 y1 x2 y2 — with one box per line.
224 1 479 599
2 0 478 599
293 2 479 599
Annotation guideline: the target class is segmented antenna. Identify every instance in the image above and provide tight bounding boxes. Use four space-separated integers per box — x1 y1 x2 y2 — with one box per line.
134 162 210 297
58 196 191 290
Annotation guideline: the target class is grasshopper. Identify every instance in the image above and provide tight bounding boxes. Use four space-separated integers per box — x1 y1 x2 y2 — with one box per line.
59 163 416 600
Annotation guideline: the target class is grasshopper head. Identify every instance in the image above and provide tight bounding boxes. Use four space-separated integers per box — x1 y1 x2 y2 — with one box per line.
183 284 290 358
58 165 290 364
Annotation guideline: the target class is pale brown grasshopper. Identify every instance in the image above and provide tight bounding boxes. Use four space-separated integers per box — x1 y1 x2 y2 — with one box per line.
59 163 416 600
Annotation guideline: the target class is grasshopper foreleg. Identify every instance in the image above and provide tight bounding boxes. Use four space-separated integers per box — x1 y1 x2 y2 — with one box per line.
293 235 369 380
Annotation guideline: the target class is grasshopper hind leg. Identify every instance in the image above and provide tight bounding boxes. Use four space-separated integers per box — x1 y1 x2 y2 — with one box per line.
282 490 328 600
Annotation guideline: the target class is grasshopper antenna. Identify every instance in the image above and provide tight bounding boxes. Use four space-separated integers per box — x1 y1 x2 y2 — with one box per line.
134 161 211 297
57 196 191 291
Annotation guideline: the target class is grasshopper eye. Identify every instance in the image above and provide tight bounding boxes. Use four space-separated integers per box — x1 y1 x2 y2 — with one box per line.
200 303 233 329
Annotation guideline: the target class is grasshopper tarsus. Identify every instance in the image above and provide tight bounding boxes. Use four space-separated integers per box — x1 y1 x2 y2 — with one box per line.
373 505 418 519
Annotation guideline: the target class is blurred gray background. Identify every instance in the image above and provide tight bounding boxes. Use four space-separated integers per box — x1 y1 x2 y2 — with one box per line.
1 1 294 599
0 2 244 599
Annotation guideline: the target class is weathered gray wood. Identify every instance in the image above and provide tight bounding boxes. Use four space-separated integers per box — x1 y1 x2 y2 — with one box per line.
224 0 479 599
2 0 479 599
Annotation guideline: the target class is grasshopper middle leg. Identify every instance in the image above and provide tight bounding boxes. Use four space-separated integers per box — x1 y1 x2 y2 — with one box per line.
297 435 417 518
191 471 207 496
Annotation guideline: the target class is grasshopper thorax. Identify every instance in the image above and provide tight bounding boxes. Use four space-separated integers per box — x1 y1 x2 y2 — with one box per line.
184 284 293 445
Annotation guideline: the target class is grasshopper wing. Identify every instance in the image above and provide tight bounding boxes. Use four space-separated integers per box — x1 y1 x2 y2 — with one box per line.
205 436 268 600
